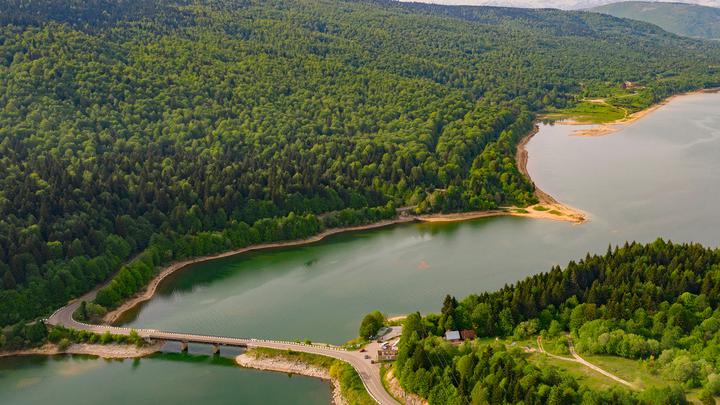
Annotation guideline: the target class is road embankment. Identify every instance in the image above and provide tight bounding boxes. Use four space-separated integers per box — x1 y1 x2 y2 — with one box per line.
0 342 163 359
103 218 416 324
236 351 347 405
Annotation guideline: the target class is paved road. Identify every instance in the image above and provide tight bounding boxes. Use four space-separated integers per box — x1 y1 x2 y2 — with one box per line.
47 297 399 405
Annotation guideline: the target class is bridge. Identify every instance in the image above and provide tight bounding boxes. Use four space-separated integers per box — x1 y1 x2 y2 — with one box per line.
47 292 399 405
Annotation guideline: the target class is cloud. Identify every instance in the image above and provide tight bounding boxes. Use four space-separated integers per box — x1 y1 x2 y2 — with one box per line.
397 0 720 10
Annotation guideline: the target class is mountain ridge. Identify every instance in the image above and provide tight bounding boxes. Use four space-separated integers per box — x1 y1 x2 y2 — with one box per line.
591 0 720 39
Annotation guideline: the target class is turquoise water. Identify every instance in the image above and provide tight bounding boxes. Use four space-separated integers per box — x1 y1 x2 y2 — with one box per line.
3 92 719 404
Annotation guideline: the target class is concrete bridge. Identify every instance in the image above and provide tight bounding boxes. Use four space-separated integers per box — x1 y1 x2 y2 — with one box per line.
46 295 399 405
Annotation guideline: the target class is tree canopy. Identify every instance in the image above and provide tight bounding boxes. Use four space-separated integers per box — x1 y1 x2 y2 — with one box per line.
394 240 720 403
1 0 719 326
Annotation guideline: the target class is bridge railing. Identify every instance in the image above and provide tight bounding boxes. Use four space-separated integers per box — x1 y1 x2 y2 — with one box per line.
150 331 347 351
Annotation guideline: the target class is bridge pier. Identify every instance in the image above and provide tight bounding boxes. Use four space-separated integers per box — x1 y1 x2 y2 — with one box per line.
212 344 220 355
180 341 188 352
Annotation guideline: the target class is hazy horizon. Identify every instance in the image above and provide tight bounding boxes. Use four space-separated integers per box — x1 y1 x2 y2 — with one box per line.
397 0 720 10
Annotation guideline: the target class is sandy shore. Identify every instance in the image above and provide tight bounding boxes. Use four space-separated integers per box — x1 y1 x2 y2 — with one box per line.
236 352 346 405
387 315 408 323
558 88 720 137
0 342 163 359
513 124 587 223
416 205 584 224
105 193 584 324
415 126 586 224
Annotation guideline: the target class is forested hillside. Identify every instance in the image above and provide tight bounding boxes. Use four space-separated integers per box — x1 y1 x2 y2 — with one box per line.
592 1 720 39
1 0 719 326
395 240 720 403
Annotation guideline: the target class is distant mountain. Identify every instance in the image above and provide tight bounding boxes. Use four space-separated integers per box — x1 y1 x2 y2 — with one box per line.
591 1 720 38
398 0 720 11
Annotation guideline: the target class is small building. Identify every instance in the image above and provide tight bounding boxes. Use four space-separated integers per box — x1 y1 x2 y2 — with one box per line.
444 330 461 342
375 326 403 342
377 339 400 361
377 347 398 361
460 329 476 341
445 329 476 344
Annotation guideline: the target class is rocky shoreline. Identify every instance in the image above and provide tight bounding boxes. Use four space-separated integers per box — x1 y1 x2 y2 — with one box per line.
0 342 163 359
236 352 347 405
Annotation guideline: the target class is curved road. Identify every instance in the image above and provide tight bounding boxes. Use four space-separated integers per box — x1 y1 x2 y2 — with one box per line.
47 294 399 405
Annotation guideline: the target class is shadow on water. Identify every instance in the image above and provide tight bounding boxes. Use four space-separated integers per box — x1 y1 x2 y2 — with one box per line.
0 348 243 374
148 352 239 367
117 215 523 327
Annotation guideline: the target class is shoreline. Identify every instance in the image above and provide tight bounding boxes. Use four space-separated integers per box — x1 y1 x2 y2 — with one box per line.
513 124 587 223
103 217 416 324
105 174 585 325
61 95 591 333
236 352 347 405
0 342 163 359
554 87 720 137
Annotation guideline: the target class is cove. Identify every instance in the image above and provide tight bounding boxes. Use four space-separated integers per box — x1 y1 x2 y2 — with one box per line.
2 92 719 404
119 93 720 344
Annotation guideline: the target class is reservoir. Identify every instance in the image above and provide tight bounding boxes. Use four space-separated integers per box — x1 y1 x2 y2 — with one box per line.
2 92 719 404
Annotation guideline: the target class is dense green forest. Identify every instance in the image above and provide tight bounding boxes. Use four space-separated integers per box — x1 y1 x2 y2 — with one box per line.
394 240 720 404
592 1 720 40
1 0 719 327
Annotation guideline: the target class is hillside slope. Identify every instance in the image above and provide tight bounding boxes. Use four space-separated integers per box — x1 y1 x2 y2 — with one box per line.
395 240 720 403
592 1 720 39
0 0 719 326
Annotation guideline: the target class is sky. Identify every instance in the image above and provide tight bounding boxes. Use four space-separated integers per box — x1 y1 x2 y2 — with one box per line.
397 0 720 10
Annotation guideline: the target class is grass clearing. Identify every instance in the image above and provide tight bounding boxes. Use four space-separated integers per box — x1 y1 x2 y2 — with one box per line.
533 205 549 211
528 353 628 392
548 209 563 216
581 354 669 391
545 100 627 124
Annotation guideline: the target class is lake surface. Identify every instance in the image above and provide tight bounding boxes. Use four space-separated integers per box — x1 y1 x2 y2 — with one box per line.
0 352 332 405
3 92 719 404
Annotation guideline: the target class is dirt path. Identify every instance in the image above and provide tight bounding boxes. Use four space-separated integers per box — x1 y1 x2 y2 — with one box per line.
536 336 575 362
536 336 636 389
567 339 635 389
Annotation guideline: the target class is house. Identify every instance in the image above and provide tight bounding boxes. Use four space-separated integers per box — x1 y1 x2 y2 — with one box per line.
377 346 398 361
377 340 400 361
375 326 403 342
460 329 476 341
444 330 461 342
445 329 476 344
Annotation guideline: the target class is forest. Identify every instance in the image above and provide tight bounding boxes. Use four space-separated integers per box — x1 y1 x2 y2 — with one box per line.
394 240 720 404
1 0 720 327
